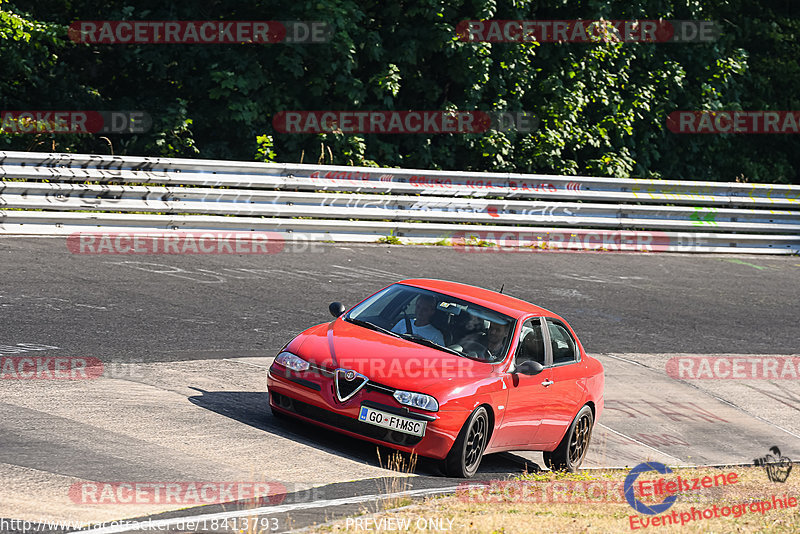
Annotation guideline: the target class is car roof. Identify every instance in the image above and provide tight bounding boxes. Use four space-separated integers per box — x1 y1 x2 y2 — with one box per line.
397 278 556 320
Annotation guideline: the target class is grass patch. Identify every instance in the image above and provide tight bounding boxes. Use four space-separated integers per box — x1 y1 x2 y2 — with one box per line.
377 231 403 245
376 449 418 511
318 465 800 533
463 235 496 248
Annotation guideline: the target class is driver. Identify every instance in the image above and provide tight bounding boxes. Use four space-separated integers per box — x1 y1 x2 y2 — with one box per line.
456 318 510 360
391 294 445 345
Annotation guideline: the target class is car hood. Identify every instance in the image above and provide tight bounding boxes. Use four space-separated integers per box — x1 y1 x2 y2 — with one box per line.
292 319 493 393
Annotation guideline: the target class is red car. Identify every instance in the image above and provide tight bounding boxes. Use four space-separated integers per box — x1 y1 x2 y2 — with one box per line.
267 279 604 477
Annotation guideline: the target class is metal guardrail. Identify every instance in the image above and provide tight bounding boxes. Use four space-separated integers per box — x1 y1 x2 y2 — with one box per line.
1 150 798 254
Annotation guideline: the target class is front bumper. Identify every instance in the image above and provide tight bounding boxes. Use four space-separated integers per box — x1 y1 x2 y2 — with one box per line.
267 364 464 460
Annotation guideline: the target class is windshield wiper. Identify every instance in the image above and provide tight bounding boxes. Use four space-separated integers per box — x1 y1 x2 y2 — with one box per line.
345 318 403 339
399 333 466 357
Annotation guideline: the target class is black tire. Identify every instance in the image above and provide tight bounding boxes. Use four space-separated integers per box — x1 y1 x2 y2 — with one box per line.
543 405 593 472
444 406 489 478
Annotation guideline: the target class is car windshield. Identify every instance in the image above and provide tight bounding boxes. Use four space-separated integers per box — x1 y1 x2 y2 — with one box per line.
345 284 515 363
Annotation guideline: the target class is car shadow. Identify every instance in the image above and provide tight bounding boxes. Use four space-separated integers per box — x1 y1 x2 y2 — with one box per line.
187 388 539 478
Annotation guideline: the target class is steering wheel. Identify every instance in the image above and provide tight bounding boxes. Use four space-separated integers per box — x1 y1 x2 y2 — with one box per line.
459 339 492 360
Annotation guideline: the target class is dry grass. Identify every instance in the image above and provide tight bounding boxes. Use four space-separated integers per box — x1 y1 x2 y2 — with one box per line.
376 448 419 510
318 465 800 533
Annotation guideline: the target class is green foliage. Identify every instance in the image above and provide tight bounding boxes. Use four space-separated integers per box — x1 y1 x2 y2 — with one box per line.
1 0 798 183
255 134 277 163
377 231 403 245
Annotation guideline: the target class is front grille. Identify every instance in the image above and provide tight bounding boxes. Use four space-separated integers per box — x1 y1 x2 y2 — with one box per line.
271 392 423 447
335 369 367 400
309 363 396 395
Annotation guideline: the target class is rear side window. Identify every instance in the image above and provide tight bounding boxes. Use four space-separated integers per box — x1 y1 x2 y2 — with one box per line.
547 320 578 365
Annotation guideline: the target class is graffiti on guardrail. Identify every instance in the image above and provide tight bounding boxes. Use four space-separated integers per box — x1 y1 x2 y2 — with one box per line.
312 196 583 221
409 176 453 188
409 177 560 192
631 185 718 200
631 184 800 203
36 187 125 205
305 173 796 202
309 170 394 182
690 207 718 225
415 202 581 221
308 171 562 193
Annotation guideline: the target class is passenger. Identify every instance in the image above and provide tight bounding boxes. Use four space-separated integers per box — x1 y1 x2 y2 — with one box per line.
391 294 445 345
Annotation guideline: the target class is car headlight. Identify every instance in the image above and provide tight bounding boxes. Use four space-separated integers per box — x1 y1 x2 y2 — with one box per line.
274 351 310 372
393 389 439 412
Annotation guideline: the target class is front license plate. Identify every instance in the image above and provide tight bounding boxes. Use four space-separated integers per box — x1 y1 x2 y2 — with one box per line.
358 406 426 437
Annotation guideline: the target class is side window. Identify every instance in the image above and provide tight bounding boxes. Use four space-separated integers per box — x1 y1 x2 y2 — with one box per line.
516 318 545 366
547 320 577 365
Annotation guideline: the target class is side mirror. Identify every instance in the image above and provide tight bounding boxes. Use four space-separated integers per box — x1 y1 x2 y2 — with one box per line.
516 360 544 376
329 302 346 318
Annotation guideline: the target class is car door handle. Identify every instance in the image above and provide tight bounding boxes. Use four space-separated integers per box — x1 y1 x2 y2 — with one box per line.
541 380 553 387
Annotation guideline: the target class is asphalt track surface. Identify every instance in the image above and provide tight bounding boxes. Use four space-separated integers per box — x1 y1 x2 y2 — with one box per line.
1 237 799 532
